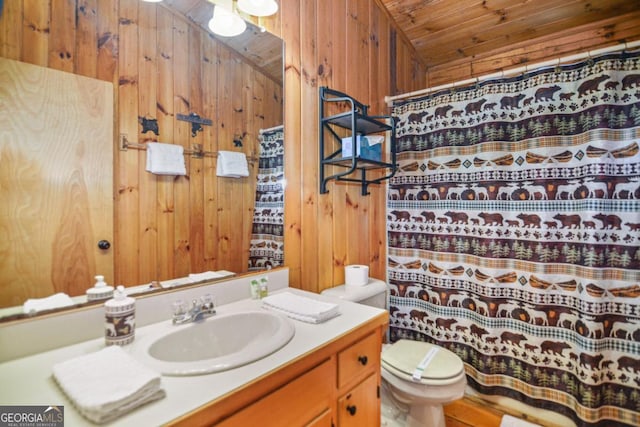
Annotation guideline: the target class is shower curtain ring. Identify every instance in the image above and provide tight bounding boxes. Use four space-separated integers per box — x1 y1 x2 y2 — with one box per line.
586 51 595 66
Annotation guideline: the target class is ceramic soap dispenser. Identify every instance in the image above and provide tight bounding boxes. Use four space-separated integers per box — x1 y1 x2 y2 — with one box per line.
104 286 135 346
86 275 114 301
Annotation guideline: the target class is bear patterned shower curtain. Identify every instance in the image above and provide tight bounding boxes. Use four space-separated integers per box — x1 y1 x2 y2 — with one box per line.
249 126 284 270
387 50 640 427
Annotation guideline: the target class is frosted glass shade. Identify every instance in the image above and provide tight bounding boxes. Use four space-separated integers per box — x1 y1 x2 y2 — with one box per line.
237 0 278 17
208 6 247 37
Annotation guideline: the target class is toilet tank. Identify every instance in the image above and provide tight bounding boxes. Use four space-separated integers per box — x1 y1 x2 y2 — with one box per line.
321 278 388 309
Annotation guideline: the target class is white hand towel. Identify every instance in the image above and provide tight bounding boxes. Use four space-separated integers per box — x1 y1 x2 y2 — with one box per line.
216 150 250 178
159 277 192 289
52 346 165 424
188 271 225 282
146 142 187 176
262 292 340 324
23 293 75 314
500 414 542 427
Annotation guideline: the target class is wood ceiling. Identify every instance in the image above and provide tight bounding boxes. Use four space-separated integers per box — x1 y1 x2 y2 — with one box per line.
379 0 640 68
163 0 639 78
162 0 283 83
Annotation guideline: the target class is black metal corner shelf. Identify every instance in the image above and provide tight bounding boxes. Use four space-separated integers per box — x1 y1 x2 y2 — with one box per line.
319 86 397 196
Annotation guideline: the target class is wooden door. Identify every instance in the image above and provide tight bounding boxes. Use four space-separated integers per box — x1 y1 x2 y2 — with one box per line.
0 57 114 307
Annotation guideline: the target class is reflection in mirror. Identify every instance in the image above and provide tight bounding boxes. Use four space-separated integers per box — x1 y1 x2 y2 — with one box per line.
249 126 285 270
0 2 283 321
0 56 115 313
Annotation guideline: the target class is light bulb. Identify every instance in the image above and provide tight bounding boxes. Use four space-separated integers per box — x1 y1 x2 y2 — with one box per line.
237 0 278 17
208 5 247 37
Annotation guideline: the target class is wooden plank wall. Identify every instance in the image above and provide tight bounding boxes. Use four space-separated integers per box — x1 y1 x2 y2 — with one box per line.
267 0 426 291
3 0 637 296
0 0 283 289
269 1 640 293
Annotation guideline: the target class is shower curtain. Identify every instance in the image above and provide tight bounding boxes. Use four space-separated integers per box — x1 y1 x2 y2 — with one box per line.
387 50 640 427
249 126 284 270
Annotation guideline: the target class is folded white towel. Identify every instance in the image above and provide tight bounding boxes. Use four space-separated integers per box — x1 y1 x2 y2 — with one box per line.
52 346 165 424
23 293 75 314
500 414 542 427
262 292 340 324
188 271 225 282
216 150 249 178
146 142 187 176
158 277 191 289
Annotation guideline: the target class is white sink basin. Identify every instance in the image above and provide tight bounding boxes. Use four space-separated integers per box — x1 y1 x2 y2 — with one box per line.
135 310 295 376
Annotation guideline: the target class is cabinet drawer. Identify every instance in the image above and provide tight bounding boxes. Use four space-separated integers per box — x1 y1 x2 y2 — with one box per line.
337 332 380 388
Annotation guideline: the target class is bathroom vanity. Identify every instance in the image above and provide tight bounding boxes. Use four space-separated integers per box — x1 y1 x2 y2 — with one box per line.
176 308 384 426
0 271 388 426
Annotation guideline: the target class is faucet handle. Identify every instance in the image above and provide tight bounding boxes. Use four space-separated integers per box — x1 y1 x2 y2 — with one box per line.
172 300 187 316
200 293 215 311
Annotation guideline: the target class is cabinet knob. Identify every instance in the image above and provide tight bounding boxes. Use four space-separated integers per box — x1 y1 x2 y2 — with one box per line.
98 240 111 250
358 355 368 366
346 405 357 416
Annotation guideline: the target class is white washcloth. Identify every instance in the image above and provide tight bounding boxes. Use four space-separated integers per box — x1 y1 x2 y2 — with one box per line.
216 150 249 178
146 142 187 175
500 414 542 427
158 277 191 289
188 271 225 282
262 292 340 324
52 346 165 424
23 293 74 314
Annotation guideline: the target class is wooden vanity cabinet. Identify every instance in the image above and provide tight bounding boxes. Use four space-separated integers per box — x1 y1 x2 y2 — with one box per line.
336 331 381 426
169 314 387 427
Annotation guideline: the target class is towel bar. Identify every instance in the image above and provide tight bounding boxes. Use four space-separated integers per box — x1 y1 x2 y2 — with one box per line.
119 134 257 163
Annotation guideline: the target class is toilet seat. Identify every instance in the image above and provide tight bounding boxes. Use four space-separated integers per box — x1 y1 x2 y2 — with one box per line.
382 339 465 386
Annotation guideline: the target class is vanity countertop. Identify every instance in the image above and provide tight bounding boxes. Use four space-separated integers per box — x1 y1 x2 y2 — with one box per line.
0 288 387 426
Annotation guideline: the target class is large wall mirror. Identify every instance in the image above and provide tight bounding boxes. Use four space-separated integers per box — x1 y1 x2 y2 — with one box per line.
0 1 284 320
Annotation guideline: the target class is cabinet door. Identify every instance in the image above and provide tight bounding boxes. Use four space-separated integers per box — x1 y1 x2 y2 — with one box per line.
216 359 333 427
338 374 379 427
307 409 333 427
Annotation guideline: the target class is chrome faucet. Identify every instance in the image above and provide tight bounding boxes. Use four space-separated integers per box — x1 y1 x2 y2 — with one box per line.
172 294 216 325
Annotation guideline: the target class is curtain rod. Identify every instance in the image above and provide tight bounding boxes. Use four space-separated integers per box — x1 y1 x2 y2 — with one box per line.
259 124 284 134
385 40 640 106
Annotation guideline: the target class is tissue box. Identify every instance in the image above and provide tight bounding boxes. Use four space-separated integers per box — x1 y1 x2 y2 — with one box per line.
342 135 383 161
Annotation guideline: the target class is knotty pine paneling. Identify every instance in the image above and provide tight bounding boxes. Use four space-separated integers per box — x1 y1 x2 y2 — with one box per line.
8 0 632 297
0 0 282 293
273 0 426 292
272 0 640 293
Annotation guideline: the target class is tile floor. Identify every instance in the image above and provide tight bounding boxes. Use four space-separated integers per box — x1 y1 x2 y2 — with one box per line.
380 382 409 427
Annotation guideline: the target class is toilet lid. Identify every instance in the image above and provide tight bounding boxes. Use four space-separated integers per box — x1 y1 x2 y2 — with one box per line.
382 339 464 383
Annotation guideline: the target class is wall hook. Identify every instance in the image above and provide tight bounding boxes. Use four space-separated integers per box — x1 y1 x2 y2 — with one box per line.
177 112 213 137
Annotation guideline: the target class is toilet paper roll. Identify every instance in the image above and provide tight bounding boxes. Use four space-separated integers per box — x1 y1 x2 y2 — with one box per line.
345 265 369 287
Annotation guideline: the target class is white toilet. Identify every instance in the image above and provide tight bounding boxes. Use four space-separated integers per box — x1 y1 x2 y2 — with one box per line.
322 280 467 427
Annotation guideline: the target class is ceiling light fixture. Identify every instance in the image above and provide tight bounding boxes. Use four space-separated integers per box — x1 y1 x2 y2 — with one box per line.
237 0 278 17
208 1 247 38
